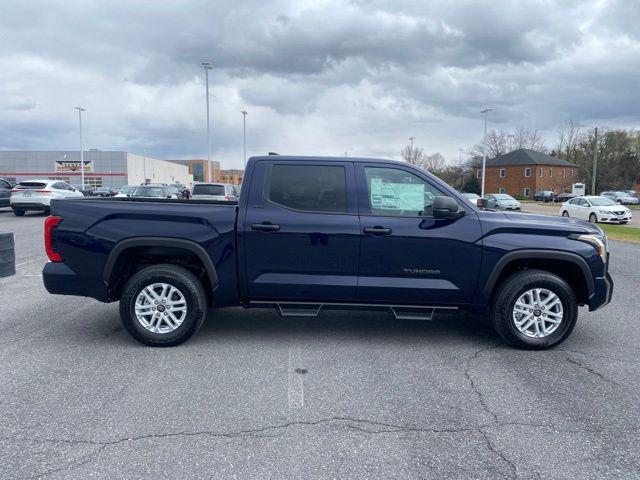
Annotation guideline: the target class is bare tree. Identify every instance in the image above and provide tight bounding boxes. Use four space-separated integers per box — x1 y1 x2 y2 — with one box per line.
512 125 547 152
556 120 582 161
401 144 427 167
469 129 511 159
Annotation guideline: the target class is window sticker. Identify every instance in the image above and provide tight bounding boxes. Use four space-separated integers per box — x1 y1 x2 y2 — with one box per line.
370 178 425 211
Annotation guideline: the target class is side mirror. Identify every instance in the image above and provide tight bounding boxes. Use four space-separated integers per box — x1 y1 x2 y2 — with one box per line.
433 196 465 220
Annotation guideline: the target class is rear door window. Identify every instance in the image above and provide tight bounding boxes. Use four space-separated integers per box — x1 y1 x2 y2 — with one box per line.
266 164 347 213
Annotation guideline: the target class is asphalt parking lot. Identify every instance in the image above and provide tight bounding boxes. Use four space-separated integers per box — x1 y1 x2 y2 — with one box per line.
1 208 639 479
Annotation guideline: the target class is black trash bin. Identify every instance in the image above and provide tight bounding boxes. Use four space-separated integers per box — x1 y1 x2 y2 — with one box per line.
0 231 16 278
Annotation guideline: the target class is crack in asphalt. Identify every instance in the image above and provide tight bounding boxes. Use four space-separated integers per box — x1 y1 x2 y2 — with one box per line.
565 357 613 383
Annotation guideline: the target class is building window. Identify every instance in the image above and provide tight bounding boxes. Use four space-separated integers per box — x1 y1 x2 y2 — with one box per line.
477 170 482 178
539 167 544 177
549 168 553 177
524 187 530 197
524 167 531 177
562 169 566 178
499 188 506 194
499 168 506 178
84 177 103 188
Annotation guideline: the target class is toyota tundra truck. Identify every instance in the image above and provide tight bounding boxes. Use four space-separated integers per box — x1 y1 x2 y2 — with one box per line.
42 155 613 349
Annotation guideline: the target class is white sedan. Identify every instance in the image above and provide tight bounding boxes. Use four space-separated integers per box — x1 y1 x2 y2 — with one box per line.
560 195 633 224
10 179 84 216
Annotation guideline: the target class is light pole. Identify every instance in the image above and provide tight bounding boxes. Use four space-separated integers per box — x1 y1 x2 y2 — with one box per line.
241 110 248 169
74 107 86 188
409 137 414 150
202 62 213 182
480 108 493 197
591 126 599 195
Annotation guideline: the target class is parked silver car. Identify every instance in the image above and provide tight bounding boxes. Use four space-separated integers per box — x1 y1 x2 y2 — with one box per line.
191 183 239 201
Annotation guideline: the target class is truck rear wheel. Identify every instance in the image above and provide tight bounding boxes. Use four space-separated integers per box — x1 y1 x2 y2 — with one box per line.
490 269 578 350
119 264 207 347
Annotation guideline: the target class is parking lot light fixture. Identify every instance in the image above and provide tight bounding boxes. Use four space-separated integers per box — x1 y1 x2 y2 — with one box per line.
480 108 493 197
202 62 213 182
74 106 86 188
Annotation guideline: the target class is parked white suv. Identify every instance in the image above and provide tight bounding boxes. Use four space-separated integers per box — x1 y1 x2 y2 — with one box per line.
10 179 83 216
560 195 633 224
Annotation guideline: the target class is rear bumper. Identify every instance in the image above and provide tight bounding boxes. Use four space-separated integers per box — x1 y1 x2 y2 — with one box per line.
10 200 51 210
42 262 109 302
588 272 613 311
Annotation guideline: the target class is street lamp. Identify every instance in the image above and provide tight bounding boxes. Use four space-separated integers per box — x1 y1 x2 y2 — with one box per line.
241 110 248 169
480 108 493 197
74 107 86 188
202 62 213 182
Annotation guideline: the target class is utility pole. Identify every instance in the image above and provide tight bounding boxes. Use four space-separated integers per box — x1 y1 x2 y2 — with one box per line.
202 62 213 182
143 148 147 184
74 107 86 188
591 127 598 195
241 110 248 169
409 137 414 150
480 108 493 197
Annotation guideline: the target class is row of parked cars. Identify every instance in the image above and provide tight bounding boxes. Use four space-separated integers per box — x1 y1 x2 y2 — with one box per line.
533 189 639 205
0 178 241 216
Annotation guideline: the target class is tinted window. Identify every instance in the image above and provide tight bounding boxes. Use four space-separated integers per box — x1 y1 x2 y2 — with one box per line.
0 180 10 189
132 187 166 197
364 167 442 217
17 182 47 190
267 164 347 213
193 184 226 196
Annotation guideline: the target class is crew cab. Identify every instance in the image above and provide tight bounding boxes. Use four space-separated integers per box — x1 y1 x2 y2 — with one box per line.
43 156 613 349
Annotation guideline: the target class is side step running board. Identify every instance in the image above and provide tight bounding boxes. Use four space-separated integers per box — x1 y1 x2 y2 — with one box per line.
249 301 457 320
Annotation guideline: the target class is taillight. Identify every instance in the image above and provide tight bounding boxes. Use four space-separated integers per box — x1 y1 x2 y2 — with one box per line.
224 195 231 201
35 190 53 195
44 216 63 262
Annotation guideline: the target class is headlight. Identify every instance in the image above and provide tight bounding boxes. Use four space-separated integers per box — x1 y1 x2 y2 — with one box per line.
571 232 608 264
598 209 610 214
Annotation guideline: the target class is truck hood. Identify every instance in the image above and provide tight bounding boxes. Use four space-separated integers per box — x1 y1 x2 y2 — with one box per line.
502 211 600 234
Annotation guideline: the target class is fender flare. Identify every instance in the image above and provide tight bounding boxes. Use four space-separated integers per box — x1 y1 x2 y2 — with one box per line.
103 237 219 291
483 249 595 298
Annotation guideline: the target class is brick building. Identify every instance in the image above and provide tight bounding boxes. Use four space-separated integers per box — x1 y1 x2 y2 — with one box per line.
218 169 244 185
473 149 579 198
167 159 220 183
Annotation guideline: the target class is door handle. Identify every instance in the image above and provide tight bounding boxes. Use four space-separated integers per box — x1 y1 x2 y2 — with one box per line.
363 227 392 235
251 223 280 232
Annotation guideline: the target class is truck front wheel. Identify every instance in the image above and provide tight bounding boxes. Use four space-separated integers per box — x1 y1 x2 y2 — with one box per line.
490 269 578 349
119 264 207 347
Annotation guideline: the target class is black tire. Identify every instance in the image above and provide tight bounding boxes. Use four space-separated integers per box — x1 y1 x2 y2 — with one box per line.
490 269 578 350
589 213 597 223
119 264 208 347
12 209 25 217
562 211 569 217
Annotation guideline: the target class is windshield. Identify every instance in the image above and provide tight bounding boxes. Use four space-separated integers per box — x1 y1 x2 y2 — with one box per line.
193 184 225 196
494 194 515 200
590 197 617 206
132 187 167 198
120 186 135 194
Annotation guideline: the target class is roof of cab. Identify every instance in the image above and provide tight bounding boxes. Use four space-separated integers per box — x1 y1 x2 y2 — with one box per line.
249 155 407 166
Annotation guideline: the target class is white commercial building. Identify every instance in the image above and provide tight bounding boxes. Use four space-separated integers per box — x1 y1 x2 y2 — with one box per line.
0 150 193 189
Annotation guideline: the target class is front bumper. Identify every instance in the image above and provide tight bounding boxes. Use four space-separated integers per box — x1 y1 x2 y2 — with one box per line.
588 272 614 311
598 213 632 223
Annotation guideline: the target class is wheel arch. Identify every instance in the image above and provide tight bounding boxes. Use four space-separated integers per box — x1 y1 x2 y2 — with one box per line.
103 237 219 300
484 250 595 304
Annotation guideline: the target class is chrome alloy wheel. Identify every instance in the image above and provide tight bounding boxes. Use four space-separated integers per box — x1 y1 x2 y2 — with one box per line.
134 283 187 334
512 288 563 338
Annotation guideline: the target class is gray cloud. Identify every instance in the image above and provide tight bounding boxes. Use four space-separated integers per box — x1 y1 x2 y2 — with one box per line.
0 0 639 166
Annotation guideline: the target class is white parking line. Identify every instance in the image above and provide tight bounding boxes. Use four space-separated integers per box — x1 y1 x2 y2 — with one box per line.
15 256 47 267
287 343 304 408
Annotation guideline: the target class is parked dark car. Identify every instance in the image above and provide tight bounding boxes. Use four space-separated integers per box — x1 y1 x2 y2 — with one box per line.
43 155 612 350
94 187 117 197
554 192 575 203
0 178 12 208
534 190 556 202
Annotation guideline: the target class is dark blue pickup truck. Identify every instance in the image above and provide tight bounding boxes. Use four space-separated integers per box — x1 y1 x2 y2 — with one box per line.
43 156 613 349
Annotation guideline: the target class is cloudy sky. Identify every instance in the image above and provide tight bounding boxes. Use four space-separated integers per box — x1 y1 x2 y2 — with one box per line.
1 0 639 169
